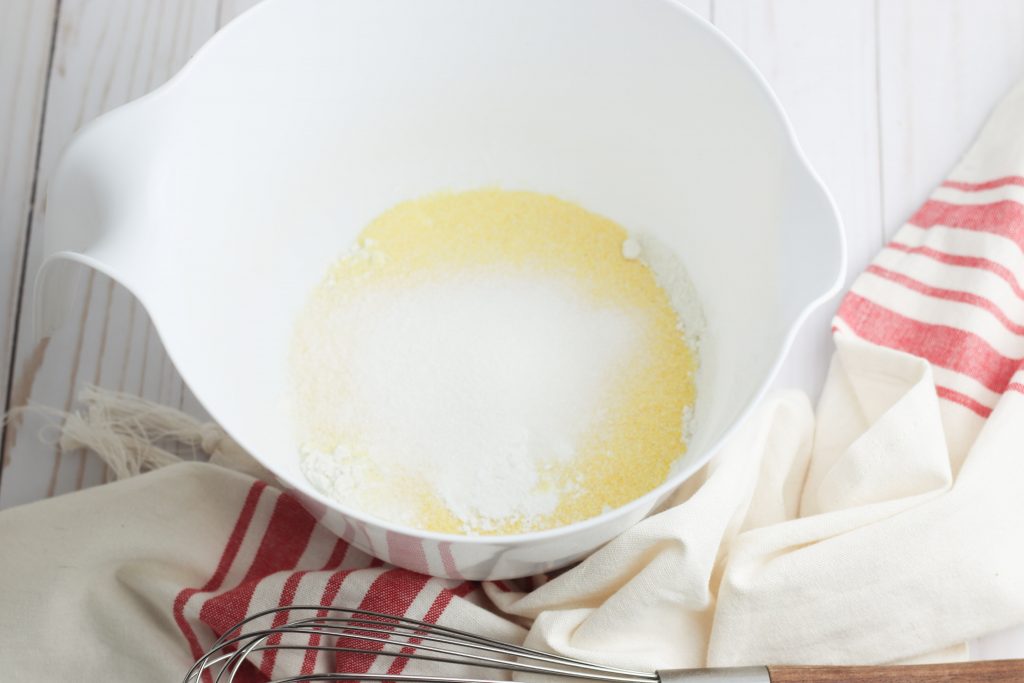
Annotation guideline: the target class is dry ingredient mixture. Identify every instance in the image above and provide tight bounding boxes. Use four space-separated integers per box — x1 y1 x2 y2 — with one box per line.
292 189 701 535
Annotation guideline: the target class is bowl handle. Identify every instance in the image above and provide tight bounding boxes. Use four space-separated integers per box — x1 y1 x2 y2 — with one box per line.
780 168 847 325
32 102 160 341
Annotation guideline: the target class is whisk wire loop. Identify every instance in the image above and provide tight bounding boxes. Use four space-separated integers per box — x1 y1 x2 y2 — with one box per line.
185 605 660 683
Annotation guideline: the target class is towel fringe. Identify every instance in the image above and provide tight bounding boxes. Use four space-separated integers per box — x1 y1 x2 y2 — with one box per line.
12 385 273 483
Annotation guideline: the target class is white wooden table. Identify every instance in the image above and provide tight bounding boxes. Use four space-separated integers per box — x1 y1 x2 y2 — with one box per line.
2 0 1023 660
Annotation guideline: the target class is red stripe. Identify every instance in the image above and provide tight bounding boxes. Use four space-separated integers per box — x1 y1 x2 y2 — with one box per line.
198 494 318 643
299 567 362 675
864 264 1024 335
258 537 356 675
324 538 350 570
386 531 429 574
942 176 1024 192
334 569 432 673
837 293 1023 394
258 539 352 677
910 200 1024 250
173 481 266 682
259 570 311 674
1008 382 1024 395
293 539 351 674
935 386 993 418
386 582 477 676
438 542 463 580
887 242 1024 302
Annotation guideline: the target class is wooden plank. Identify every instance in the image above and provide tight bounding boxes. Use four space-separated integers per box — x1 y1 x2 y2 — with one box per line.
713 0 884 397
0 0 220 509
0 1 57 486
877 0 1024 237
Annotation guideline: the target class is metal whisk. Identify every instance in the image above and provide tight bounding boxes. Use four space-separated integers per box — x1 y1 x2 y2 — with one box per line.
184 605 1023 683
183 606 764 683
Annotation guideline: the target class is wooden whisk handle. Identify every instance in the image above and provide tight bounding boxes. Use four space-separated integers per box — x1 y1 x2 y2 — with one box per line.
766 659 1024 682
659 660 1024 683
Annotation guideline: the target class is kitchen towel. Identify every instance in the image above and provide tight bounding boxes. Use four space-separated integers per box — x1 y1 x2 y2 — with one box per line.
3 80 1024 680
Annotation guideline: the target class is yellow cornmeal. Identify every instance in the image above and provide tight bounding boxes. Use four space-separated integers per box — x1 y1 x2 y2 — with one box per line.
294 189 697 534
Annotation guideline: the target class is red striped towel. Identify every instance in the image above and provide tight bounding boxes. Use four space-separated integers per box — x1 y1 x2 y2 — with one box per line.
836 77 1024 425
172 483 492 681
837 182 1024 418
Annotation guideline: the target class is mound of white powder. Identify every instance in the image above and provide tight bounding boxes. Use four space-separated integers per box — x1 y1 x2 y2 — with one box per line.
298 268 646 531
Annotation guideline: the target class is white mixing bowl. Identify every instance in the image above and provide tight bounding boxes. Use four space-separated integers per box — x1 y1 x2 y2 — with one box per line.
37 0 844 579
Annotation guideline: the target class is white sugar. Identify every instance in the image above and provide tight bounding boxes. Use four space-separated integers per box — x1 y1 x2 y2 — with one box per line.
298 268 646 532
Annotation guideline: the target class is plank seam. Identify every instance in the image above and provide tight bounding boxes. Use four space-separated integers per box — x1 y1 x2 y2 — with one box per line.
0 0 63 490
872 0 889 244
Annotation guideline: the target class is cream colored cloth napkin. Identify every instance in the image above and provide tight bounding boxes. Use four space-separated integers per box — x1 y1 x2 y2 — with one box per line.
4 81 1024 683
501 337 1023 669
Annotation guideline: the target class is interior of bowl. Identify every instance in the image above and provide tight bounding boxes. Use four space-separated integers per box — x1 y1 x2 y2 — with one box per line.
129 0 841 530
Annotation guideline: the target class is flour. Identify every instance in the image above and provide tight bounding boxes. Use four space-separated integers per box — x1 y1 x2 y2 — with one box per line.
621 237 642 260
292 189 704 535
630 232 707 445
298 268 645 532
